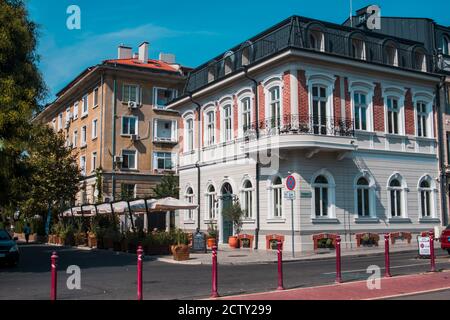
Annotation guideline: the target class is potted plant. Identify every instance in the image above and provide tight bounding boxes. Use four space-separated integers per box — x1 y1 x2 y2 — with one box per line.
206 223 218 248
222 202 245 249
172 229 190 261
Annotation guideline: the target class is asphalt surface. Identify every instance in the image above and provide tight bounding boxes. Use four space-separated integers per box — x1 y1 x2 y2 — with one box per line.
385 289 450 300
0 244 449 300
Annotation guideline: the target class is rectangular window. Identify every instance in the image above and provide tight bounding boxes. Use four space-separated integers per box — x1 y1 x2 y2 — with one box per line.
223 104 232 142
153 87 176 109
312 85 327 135
206 111 215 146
154 152 173 170
73 130 78 147
58 113 63 131
416 102 428 137
242 97 252 134
387 97 399 134
153 119 177 142
123 84 139 103
93 87 99 107
66 107 71 123
82 95 88 116
121 183 136 200
73 102 79 119
92 119 98 139
81 126 87 146
80 156 86 176
269 87 281 129
122 150 137 170
122 117 137 135
186 118 194 151
91 152 97 172
354 92 367 131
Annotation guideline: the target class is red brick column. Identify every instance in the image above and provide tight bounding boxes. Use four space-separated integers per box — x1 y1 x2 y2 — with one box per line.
344 78 351 121
404 88 415 135
297 70 308 116
258 83 265 127
283 71 291 119
178 117 184 153
333 76 341 122
373 83 385 132
233 95 238 138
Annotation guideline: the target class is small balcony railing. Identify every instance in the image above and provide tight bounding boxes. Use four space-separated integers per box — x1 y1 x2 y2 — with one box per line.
243 114 355 138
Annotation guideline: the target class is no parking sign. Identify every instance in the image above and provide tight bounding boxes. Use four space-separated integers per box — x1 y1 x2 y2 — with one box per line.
418 236 430 256
286 175 296 191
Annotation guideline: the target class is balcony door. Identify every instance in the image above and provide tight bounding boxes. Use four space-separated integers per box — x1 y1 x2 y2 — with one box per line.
312 85 328 135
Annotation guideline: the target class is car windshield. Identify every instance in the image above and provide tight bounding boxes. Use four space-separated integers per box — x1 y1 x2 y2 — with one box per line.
0 230 11 241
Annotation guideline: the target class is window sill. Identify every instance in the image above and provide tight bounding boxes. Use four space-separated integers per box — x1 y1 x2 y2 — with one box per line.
419 217 440 223
81 113 88 119
202 145 217 151
388 217 412 223
93 104 99 109
311 218 340 224
182 150 196 156
242 219 256 224
354 217 380 224
92 137 98 141
204 219 218 224
153 139 178 144
415 136 435 142
184 220 196 225
266 218 286 224
153 107 178 113
385 133 407 139
355 130 376 136
80 144 87 149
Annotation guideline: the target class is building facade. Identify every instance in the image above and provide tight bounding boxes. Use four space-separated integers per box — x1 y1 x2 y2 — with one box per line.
34 43 189 205
168 16 443 251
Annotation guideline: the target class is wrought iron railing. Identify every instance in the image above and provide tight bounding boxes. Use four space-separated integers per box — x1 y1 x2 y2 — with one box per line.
184 16 434 94
243 114 355 139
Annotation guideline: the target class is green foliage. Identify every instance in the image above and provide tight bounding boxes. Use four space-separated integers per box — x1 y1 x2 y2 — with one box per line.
317 238 335 249
152 174 179 199
206 222 218 239
222 201 245 236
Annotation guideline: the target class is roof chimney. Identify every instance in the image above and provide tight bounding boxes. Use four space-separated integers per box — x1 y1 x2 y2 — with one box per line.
159 53 176 64
118 45 132 59
138 42 149 63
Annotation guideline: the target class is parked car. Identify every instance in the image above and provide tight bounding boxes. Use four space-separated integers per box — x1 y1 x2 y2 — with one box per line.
440 225 450 255
0 229 20 266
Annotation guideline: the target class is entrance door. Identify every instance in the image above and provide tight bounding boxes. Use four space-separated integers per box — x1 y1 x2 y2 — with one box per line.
221 183 234 244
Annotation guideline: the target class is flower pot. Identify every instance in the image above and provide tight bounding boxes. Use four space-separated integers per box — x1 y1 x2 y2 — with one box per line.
88 234 97 248
172 244 190 261
228 236 239 249
207 238 216 248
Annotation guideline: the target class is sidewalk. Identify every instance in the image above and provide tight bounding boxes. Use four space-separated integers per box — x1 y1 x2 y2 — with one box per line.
156 243 419 265
216 270 450 300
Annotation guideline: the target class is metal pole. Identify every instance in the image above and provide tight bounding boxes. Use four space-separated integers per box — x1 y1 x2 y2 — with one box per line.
277 241 284 290
335 235 342 283
137 245 143 300
211 246 219 298
384 233 392 277
429 231 436 272
50 251 58 300
291 198 295 258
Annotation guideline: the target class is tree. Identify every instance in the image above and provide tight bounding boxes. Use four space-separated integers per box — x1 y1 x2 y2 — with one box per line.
18 125 80 218
152 174 179 199
0 0 46 209
222 201 245 236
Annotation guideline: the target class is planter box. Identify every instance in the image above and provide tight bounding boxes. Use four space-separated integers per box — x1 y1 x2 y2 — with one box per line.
172 245 190 261
88 235 97 248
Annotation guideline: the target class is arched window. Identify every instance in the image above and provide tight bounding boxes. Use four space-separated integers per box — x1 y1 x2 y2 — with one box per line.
223 52 234 75
351 35 366 60
222 104 232 142
354 92 368 131
207 64 216 83
313 175 328 217
416 101 428 137
241 97 252 135
206 185 217 220
272 177 283 218
442 36 450 55
387 174 407 218
185 117 194 152
205 109 215 146
185 187 194 220
384 41 398 66
312 85 328 135
242 180 253 219
418 176 436 219
356 177 370 217
387 97 400 134
413 47 427 72
269 86 281 129
309 28 325 51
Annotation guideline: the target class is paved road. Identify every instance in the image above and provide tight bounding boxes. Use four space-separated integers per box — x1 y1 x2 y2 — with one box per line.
385 289 450 300
0 244 449 300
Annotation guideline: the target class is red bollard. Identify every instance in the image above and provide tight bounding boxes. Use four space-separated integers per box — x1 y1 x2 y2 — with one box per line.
335 235 342 284
50 251 58 300
137 245 143 300
384 233 392 277
277 241 284 290
211 246 219 298
429 231 436 272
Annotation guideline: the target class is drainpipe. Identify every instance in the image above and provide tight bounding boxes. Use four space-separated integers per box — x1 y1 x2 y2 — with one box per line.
436 77 448 226
112 79 117 201
189 94 202 231
243 66 260 250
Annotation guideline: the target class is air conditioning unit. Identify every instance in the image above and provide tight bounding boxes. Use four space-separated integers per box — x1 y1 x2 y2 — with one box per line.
130 134 139 142
114 156 123 164
128 101 138 109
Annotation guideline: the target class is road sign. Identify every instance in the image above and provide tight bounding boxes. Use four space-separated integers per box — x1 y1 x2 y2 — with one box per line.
286 175 296 191
284 191 295 200
418 236 430 256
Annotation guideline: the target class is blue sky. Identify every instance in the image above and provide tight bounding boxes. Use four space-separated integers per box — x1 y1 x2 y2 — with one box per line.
26 0 450 103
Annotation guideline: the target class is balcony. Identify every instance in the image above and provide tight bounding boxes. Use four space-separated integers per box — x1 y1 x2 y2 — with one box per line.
243 114 357 156
153 119 177 144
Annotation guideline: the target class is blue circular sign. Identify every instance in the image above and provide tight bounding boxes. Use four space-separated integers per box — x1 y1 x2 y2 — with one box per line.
286 175 296 191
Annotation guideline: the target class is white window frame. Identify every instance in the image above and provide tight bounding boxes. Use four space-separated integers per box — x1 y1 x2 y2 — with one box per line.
81 125 87 147
264 80 283 130
221 102 233 143
238 94 253 138
413 91 434 138
268 176 284 219
153 152 174 171
205 184 217 221
65 107 71 123
442 35 450 55
153 87 177 109
58 113 63 131
306 73 336 135
387 172 408 219
91 152 97 173
121 116 138 136
93 87 99 108
73 102 79 120
383 87 406 136
240 178 255 220
183 113 195 152
81 94 88 117
203 106 216 147
417 175 437 220
73 129 78 148
351 36 366 60
349 80 375 132
91 119 98 140
123 84 141 104
309 28 325 52
121 149 137 170
310 169 336 219
384 41 399 66
184 186 195 221
80 156 86 176
153 118 177 142
353 172 377 219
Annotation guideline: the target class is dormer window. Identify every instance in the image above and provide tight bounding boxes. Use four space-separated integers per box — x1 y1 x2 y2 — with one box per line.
207 64 216 83
384 41 398 66
351 36 366 60
442 36 450 55
413 47 427 72
308 28 325 52
223 52 234 75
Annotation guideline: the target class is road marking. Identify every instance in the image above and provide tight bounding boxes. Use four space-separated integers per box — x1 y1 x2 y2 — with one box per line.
322 261 449 275
365 286 450 300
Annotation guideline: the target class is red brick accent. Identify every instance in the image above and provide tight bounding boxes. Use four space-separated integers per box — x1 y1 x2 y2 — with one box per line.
404 88 415 135
200 109 204 147
373 83 385 132
333 76 341 121
216 102 220 140
355 233 380 247
312 233 338 250
390 232 412 245
238 234 254 248
194 109 199 149
266 234 284 250
258 83 265 127
344 78 351 120
282 71 291 118
233 95 238 138
298 70 308 115
178 117 184 153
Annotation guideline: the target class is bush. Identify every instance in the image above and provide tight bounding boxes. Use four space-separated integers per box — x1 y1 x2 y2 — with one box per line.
317 238 335 249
